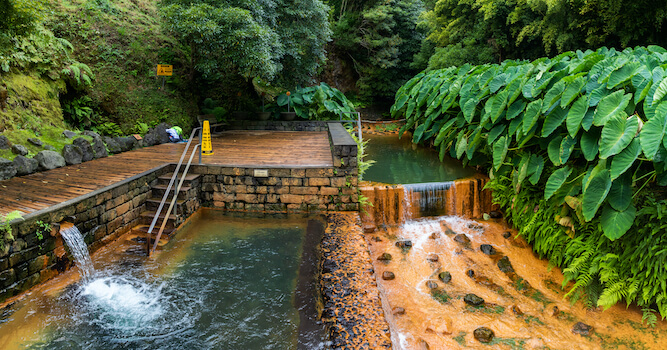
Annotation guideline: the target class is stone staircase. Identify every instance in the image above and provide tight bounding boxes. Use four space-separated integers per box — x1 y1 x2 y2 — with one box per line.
128 172 201 253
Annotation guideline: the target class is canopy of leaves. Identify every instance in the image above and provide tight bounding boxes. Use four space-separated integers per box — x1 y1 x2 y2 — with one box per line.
161 0 331 89
392 46 667 241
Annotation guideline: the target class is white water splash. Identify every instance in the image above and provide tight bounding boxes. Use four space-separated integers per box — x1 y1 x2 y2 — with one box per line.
403 182 454 220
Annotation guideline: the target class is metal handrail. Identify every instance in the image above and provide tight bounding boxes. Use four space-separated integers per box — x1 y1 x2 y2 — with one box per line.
146 127 201 256
149 143 201 255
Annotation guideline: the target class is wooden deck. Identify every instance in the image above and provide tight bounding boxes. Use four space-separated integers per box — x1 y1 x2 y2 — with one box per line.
0 131 332 215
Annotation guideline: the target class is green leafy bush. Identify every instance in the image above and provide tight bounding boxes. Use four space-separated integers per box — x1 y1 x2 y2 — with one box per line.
392 46 667 241
0 210 23 250
273 82 356 120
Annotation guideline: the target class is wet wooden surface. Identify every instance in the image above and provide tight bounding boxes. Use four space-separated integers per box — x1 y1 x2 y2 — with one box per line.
0 131 333 215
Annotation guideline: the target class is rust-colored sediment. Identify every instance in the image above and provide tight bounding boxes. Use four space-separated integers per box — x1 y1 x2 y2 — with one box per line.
319 212 392 349
365 217 667 349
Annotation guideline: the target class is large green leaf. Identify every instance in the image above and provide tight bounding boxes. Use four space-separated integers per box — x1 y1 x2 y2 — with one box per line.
560 135 576 164
582 169 612 221
412 124 426 143
600 203 636 240
561 76 585 107
541 106 567 137
599 114 638 159
607 62 639 89
463 98 478 122
566 95 589 137
610 138 641 180
523 99 542 133
640 101 667 159
542 80 566 113
653 77 667 104
455 131 468 159
548 136 563 165
487 124 506 145
608 174 633 211
545 166 572 200
489 73 507 93
493 136 508 170
506 99 526 120
528 154 545 185
593 90 632 126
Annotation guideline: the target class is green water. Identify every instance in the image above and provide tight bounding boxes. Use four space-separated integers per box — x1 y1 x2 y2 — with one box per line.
3 211 324 350
363 134 475 184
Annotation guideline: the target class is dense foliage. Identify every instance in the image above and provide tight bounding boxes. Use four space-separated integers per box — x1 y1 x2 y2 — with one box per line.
161 0 331 89
392 46 667 315
328 0 426 101
271 82 356 120
418 0 667 69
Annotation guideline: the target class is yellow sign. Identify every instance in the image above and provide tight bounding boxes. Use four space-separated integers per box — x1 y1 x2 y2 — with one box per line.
202 120 214 156
157 64 173 76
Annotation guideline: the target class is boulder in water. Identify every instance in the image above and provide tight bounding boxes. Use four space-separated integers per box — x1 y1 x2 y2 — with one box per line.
497 256 515 273
502 231 512 239
392 307 405 315
12 155 37 176
382 271 395 280
453 234 471 249
377 253 392 261
473 327 494 343
438 271 452 283
426 254 439 262
466 269 475 277
35 150 65 170
464 293 484 306
0 157 17 180
426 280 438 289
511 305 523 315
395 240 412 250
480 244 497 255
572 322 593 336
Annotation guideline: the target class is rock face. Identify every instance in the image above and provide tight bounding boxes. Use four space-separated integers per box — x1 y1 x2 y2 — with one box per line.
0 135 10 149
473 327 495 343
572 322 593 336
72 138 95 162
0 157 17 180
438 271 452 283
464 293 485 306
11 144 28 156
62 144 83 165
480 244 497 255
27 138 43 147
12 155 37 176
497 256 515 273
143 123 170 146
35 150 66 170
104 137 122 154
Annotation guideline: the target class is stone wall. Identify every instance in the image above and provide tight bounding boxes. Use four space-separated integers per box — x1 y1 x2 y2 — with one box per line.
196 166 359 212
0 165 169 302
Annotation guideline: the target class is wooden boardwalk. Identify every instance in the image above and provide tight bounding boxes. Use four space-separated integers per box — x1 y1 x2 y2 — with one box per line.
0 131 332 215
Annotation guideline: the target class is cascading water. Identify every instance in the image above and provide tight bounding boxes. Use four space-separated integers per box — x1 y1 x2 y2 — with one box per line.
403 182 454 219
59 223 95 281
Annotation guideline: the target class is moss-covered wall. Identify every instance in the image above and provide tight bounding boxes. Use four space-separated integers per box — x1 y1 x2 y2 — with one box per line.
0 71 66 131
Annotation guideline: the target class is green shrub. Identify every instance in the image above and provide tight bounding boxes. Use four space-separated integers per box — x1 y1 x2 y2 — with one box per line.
272 82 356 120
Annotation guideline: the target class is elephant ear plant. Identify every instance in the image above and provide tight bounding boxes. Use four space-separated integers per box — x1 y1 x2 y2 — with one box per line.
275 82 356 120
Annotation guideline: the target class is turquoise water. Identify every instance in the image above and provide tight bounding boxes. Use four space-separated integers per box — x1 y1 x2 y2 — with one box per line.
363 134 475 184
2 211 324 350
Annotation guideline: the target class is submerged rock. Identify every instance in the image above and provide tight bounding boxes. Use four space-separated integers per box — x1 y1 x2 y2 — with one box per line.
382 271 395 280
502 231 512 239
426 280 438 289
377 253 392 261
572 322 593 336
480 244 497 255
426 254 439 262
35 150 65 170
551 306 560 317
466 269 475 277
11 144 28 156
438 271 452 283
12 155 37 176
497 256 515 273
511 305 523 316
473 327 495 343
0 157 17 180
453 234 471 249
395 240 412 250
464 293 485 306
392 307 405 315
62 144 83 165
429 231 440 239
468 223 484 231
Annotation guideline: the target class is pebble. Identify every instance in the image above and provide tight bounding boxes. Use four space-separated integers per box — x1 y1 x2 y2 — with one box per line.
426 254 439 262
382 271 395 280
438 271 452 283
377 253 392 261
473 327 495 343
395 240 412 249
480 244 497 255
572 322 593 336
466 269 475 277
503 231 512 239
497 256 515 273
429 231 440 239
463 293 485 306
551 306 560 317
426 280 438 289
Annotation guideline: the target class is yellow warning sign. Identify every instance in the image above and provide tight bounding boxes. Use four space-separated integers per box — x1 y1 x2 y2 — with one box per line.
157 64 173 76
202 120 214 156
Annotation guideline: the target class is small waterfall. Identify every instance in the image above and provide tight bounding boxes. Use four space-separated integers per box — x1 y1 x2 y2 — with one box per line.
60 223 95 281
403 182 454 219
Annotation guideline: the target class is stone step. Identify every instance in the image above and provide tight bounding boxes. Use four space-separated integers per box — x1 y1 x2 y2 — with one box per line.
146 197 187 215
151 184 194 200
157 174 201 187
140 211 178 230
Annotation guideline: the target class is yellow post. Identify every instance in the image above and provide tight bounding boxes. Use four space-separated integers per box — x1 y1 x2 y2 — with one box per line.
202 120 214 156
